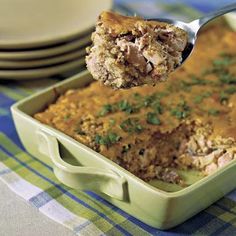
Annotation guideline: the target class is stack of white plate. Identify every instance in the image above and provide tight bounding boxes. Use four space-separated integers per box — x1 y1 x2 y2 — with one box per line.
0 0 112 80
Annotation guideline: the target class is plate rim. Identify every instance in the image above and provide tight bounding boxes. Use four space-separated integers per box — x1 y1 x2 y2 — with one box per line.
0 34 91 60
0 57 85 80
0 48 86 69
0 0 111 49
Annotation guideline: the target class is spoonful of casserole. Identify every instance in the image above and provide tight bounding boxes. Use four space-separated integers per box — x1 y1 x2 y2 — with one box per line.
86 3 236 89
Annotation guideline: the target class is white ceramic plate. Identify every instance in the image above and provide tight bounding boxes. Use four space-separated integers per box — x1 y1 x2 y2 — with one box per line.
0 0 111 49
225 13 236 31
0 58 85 80
0 49 86 69
0 34 91 60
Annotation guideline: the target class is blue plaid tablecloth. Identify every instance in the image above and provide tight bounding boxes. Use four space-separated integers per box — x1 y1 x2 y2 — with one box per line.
0 1 236 235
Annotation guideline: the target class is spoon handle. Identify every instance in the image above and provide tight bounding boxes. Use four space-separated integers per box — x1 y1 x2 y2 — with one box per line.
190 3 236 32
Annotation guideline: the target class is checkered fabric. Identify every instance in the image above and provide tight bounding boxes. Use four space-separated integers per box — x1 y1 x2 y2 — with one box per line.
0 1 236 235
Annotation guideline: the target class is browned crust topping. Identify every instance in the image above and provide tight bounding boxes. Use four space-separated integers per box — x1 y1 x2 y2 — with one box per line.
99 11 168 36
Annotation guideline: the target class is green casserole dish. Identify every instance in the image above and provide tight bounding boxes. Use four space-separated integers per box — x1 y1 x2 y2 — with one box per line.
11 70 236 229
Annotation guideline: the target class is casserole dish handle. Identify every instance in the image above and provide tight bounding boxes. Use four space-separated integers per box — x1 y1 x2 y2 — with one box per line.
37 130 126 201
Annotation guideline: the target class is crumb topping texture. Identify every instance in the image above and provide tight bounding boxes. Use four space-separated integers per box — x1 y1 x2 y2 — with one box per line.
86 11 188 88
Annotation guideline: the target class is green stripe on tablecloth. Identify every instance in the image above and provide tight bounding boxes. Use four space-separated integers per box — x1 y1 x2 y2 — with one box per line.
10 87 34 97
0 150 12 162
192 217 229 235
0 135 122 233
193 204 236 235
206 205 236 226
14 79 57 95
217 198 236 214
0 108 9 116
0 85 25 101
0 150 38 177
0 78 59 101
0 132 151 235
56 193 119 233
118 220 152 236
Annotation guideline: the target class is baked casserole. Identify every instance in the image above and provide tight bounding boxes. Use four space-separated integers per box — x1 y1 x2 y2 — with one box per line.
35 20 236 186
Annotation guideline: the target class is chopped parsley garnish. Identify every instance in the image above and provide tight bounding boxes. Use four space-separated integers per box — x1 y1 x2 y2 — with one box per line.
213 54 236 68
189 75 208 86
219 73 236 84
133 93 166 114
171 108 189 119
203 53 236 85
151 100 163 114
98 92 167 118
109 118 116 126
98 104 114 116
179 81 192 92
143 94 157 107
157 91 169 99
133 92 142 100
194 95 204 104
199 53 236 105
208 109 220 116
224 86 236 94
118 100 135 114
194 91 212 104
98 99 140 116
171 100 190 120
146 112 161 125
63 114 71 121
95 132 121 146
120 118 143 133
219 92 229 104
179 75 210 91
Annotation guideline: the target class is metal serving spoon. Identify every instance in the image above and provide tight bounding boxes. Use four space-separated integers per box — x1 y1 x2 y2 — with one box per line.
151 3 236 67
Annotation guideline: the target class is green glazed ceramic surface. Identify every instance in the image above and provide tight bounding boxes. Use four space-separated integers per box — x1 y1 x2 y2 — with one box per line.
11 71 236 229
